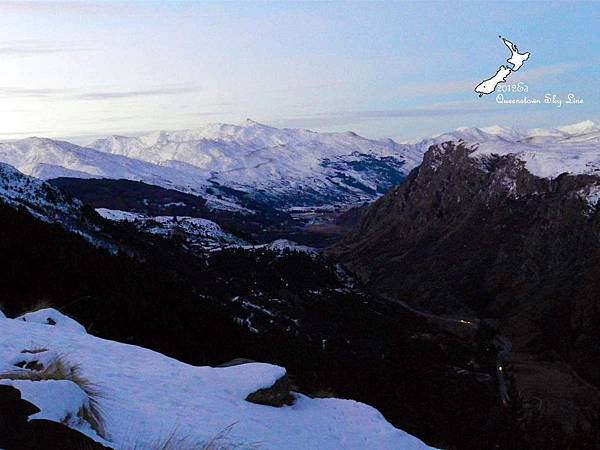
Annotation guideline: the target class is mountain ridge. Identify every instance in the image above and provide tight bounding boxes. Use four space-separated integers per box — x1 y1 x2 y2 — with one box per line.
327 141 600 446
1 120 598 213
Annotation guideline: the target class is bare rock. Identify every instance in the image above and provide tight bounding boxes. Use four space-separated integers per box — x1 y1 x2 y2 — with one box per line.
246 374 295 407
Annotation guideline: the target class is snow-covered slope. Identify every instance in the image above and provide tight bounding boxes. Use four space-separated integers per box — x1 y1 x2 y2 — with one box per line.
0 162 123 251
1 120 599 211
96 208 246 250
0 162 83 223
416 121 600 179
91 119 424 170
0 121 424 211
0 310 433 450
469 138 600 179
89 120 424 209
0 137 211 195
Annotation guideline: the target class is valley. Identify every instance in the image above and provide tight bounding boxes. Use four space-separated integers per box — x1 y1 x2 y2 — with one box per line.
1 120 600 448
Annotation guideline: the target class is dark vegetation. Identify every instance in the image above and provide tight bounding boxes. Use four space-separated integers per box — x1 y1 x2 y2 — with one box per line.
49 177 357 247
50 177 293 243
50 178 210 216
0 199 527 449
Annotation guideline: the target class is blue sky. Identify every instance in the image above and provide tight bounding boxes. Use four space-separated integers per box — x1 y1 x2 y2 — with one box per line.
0 0 598 141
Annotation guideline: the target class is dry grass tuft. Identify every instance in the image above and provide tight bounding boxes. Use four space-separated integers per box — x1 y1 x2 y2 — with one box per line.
124 423 257 450
20 346 49 354
20 298 54 315
201 423 240 450
0 355 106 438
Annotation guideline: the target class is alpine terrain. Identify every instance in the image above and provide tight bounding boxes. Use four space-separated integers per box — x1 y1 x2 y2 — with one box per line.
1 120 600 449
329 120 600 448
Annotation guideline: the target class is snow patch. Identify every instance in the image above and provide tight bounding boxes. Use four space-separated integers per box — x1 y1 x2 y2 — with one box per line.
576 183 600 214
0 314 434 449
16 308 87 334
264 239 317 254
96 208 245 249
96 208 145 222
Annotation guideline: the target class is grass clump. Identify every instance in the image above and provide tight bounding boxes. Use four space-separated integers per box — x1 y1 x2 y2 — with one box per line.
0 354 106 438
125 423 258 450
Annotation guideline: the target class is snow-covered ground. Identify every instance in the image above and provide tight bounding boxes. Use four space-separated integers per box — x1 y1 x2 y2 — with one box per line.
409 120 600 179
0 162 82 223
442 121 600 179
96 208 321 253
96 208 246 249
248 239 318 254
470 137 600 179
0 310 434 449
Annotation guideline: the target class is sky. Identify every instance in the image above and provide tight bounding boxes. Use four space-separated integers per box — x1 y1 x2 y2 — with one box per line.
0 0 598 142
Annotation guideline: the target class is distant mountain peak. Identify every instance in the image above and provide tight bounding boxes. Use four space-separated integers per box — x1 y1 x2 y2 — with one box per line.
557 120 598 135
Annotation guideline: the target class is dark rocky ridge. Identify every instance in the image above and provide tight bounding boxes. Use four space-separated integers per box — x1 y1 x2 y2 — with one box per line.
328 141 600 447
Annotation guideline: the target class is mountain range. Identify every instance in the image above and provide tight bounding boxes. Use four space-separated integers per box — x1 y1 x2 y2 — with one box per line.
2 119 597 214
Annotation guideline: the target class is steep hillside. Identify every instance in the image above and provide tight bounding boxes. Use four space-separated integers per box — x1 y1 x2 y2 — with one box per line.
49 177 293 244
328 141 600 447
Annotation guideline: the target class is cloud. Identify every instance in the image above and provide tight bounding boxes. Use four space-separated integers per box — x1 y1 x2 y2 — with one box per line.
0 85 200 101
404 63 583 97
0 1 120 15
0 87 72 98
0 39 81 56
78 87 200 100
510 63 581 82
270 103 497 129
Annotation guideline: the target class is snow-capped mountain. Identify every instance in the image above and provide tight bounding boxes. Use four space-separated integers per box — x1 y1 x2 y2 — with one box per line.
0 137 211 195
0 121 424 211
75 118 600 186
430 120 600 144
89 120 426 209
419 120 600 179
1 120 599 213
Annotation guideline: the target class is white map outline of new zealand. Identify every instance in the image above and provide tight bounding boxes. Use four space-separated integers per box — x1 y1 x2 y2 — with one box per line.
475 36 530 97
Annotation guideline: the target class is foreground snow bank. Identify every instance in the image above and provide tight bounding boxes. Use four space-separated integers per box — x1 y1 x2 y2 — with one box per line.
0 314 433 449
16 308 87 334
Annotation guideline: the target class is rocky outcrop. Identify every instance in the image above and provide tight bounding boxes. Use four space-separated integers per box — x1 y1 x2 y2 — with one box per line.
0 385 109 450
246 374 295 407
327 141 600 447
218 358 295 407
